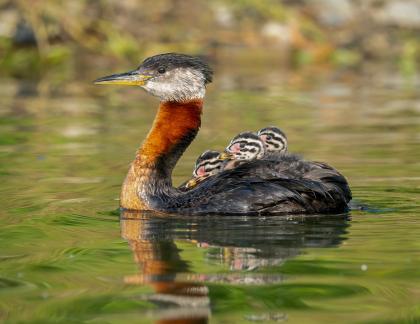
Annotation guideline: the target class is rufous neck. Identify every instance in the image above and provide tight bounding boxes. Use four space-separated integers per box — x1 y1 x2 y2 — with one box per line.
121 99 203 210
137 99 203 171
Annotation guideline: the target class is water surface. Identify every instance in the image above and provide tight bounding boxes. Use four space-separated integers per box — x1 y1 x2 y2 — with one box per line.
0 66 419 323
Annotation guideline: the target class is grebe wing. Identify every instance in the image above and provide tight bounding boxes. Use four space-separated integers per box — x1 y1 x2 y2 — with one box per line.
167 161 350 215
262 156 352 204
303 162 352 203
172 177 309 215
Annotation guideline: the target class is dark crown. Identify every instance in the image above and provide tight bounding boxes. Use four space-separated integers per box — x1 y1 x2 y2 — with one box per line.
258 126 287 139
231 132 260 142
196 150 220 164
141 53 213 84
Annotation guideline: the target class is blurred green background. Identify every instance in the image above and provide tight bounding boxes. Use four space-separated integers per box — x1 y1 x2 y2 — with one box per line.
1 0 419 78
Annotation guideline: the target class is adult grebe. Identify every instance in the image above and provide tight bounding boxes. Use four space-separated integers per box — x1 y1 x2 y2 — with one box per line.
95 53 351 215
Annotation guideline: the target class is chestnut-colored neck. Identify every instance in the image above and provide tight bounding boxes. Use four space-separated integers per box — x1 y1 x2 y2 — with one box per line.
120 99 203 210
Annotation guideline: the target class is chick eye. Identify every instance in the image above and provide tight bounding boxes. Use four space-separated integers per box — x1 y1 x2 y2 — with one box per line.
266 135 272 140
158 67 166 74
239 143 245 148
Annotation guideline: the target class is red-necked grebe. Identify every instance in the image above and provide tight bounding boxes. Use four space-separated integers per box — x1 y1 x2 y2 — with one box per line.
94 53 351 215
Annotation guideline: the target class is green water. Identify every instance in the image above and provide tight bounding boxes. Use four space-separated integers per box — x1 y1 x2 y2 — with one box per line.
0 66 419 323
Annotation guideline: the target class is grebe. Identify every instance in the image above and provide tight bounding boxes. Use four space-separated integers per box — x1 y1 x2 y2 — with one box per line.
193 150 223 178
182 133 267 190
222 132 266 160
179 150 223 190
95 53 351 215
219 132 267 172
258 126 287 153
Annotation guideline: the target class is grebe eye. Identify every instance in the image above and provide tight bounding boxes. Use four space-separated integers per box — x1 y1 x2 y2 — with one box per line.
158 67 166 74
239 143 245 148
266 135 272 140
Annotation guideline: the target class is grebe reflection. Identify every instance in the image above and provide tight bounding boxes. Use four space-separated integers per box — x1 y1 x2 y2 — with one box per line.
120 211 349 323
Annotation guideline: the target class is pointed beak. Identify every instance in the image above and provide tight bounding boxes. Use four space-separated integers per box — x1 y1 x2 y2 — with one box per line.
219 152 234 160
186 178 198 189
94 70 153 86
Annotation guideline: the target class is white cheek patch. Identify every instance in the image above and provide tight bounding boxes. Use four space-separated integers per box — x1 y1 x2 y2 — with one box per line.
143 68 206 102
143 81 168 97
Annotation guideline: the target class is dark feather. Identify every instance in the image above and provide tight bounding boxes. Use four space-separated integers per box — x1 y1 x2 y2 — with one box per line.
161 152 351 215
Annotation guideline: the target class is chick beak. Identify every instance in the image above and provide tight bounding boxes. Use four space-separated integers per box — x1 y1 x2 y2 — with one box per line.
219 152 234 160
94 70 152 86
185 179 198 189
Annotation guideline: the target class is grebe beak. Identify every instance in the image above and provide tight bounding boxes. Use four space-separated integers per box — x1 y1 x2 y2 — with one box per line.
94 70 152 86
219 152 234 160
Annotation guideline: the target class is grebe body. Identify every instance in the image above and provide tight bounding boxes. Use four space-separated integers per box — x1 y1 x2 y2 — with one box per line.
95 53 351 215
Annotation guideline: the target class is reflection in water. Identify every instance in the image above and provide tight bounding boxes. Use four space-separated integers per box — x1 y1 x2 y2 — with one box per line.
120 211 350 323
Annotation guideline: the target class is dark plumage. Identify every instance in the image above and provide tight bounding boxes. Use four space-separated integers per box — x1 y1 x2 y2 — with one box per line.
161 152 352 215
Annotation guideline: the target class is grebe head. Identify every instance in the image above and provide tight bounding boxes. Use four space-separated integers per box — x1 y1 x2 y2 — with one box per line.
193 150 223 177
258 126 288 153
222 132 266 160
94 53 213 102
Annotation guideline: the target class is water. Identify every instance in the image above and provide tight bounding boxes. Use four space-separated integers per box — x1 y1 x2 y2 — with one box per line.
0 65 419 323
